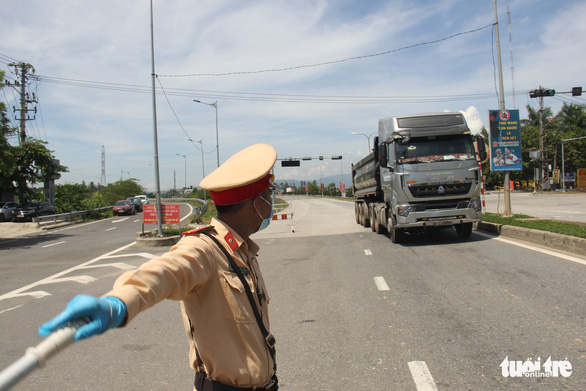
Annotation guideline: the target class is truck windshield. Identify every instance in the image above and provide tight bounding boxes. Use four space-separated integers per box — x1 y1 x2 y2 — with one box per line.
396 134 475 164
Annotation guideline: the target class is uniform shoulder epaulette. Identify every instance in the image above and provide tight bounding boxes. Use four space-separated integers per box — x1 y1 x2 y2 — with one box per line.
182 225 216 236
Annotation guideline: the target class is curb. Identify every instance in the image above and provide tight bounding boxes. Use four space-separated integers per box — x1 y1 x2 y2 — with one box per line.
477 222 586 257
135 233 181 248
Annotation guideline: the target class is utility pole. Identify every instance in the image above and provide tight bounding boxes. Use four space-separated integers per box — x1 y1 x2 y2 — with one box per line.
538 92 547 190
529 86 581 190
493 0 512 216
7 62 37 145
101 145 107 186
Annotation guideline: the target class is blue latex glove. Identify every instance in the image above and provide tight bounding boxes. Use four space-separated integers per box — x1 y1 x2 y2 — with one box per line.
39 294 127 341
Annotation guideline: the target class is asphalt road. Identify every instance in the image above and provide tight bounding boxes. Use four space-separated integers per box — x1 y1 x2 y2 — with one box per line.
0 198 584 390
483 191 586 223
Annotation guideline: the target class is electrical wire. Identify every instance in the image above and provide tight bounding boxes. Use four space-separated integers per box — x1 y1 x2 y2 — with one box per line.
156 77 216 155
159 23 495 77
156 76 198 147
32 74 521 104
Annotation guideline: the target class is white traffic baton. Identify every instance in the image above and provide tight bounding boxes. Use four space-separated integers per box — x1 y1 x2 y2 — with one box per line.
0 318 88 391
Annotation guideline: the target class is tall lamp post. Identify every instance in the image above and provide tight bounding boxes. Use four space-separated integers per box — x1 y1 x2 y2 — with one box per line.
189 139 207 200
149 0 163 235
176 154 187 192
193 99 219 167
351 132 377 151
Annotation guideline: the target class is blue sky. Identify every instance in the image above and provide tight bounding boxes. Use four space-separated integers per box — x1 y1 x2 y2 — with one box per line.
1 0 585 191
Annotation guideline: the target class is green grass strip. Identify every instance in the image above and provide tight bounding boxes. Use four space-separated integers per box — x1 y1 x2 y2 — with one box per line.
483 213 586 239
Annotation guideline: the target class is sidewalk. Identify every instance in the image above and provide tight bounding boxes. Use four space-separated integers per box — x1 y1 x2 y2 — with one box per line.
0 222 42 239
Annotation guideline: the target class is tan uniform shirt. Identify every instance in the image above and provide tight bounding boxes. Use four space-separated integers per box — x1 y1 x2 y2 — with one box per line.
104 218 274 388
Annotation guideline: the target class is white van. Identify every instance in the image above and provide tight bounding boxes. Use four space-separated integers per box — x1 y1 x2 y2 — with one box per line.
135 195 149 205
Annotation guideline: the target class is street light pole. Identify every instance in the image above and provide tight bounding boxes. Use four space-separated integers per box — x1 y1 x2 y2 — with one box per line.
189 139 207 201
149 0 163 235
351 132 377 151
193 99 219 167
176 154 187 192
197 140 206 201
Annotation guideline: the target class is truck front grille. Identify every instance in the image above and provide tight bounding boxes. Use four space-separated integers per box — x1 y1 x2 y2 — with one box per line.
408 182 472 198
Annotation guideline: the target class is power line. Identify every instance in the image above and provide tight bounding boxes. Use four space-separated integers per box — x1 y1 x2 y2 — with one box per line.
159 24 494 77
156 77 217 154
32 74 520 104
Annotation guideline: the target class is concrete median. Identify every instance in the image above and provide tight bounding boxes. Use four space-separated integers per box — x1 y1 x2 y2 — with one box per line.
477 221 586 257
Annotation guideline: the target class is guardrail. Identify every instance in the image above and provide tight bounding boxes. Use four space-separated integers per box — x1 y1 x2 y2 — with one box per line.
33 207 114 229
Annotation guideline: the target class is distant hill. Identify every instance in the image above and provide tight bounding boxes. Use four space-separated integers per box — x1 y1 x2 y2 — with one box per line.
275 174 353 189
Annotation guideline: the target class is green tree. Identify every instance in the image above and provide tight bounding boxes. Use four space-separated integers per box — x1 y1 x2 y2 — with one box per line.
554 103 586 174
308 180 319 195
11 139 68 203
100 179 145 206
55 183 91 213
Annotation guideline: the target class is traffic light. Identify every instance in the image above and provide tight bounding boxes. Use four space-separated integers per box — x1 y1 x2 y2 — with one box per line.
529 88 555 98
572 87 582 96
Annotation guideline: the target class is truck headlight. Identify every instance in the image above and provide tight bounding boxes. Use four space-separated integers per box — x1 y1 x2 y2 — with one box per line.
469 199 482 212
397 204 415 217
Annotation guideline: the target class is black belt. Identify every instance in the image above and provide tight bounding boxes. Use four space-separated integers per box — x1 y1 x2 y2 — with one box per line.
195 372 278 391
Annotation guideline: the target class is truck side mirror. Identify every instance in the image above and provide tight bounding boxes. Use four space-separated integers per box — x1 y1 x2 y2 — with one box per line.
476 135 488 161
378 143 388 167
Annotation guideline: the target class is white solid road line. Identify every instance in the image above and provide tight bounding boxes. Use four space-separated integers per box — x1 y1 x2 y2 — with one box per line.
0 241 136 302
408 361 439 391
181 203 194 222
474 231 586 266
42 241 66 248
374 276 390 291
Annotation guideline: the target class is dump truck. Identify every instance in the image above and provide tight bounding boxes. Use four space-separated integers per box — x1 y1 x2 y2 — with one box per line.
352 112 487 243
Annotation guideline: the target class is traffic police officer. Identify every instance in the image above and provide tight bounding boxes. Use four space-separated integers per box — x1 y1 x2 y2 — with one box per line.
39 143 279 390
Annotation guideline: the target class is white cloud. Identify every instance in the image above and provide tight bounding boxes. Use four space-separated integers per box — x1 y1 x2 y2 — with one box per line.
460 106 484 134
2 1 584 190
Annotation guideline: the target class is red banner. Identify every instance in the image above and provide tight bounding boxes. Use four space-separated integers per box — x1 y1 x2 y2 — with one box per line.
143 204 181 225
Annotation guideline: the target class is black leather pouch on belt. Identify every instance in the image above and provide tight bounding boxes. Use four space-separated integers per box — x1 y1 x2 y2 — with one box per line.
195 372 278 391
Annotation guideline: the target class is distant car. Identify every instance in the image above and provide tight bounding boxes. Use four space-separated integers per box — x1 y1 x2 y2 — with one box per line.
113 200 135 216
126 197 143 212
0 202 21 222
14 201 56 221
135 195 149 205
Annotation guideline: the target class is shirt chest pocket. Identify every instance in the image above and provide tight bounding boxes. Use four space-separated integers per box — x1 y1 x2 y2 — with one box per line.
222 272 255 324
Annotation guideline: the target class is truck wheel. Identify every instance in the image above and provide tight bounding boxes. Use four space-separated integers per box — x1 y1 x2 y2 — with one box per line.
355 203 361 224
455 222 473 238
370 206 376 232
389 216 404 244
362 203 370 228
374 207 386 234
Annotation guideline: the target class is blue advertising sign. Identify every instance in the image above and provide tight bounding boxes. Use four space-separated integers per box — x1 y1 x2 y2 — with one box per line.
489 109 522 171
563 172 576 183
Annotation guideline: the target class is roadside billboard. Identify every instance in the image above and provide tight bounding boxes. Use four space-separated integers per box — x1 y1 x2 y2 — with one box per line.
143 204 181 225
578 168 586 188
489 109 522 172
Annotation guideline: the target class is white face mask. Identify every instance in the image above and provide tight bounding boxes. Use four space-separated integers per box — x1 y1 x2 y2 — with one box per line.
254 194 274 231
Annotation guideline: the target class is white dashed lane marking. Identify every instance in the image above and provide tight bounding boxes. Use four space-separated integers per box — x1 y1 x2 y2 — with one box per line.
374 276 390 291
408 361 439 391
364 249 372 256
42 241 66 248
